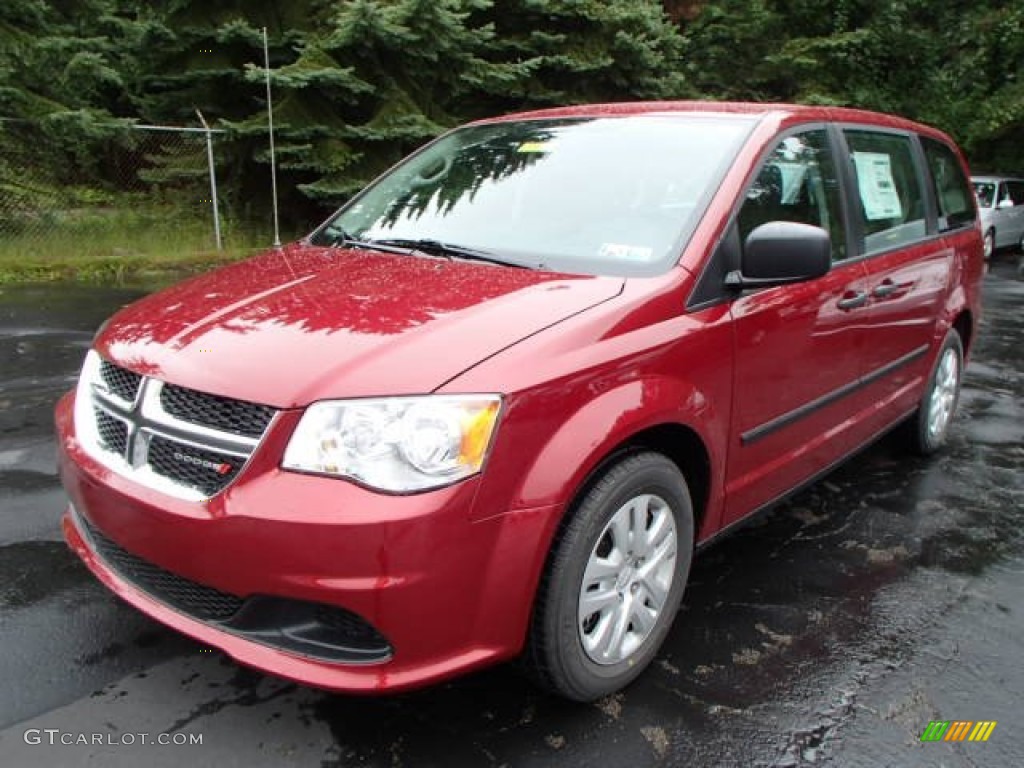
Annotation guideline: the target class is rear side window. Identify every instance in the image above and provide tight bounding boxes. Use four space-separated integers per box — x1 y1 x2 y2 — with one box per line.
922 137 976 231
1004 181 1024 206
843 130 926 254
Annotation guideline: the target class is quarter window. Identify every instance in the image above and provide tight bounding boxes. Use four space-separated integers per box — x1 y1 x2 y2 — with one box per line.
737 129 847 261
843 130 927 254
922 137 976 231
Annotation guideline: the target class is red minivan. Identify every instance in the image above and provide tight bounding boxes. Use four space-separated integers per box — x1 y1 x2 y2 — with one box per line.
56 102 983 701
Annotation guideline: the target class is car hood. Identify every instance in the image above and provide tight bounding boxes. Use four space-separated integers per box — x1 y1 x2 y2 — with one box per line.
96 244 624 407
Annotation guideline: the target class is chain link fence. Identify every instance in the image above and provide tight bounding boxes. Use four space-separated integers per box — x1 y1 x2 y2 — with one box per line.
0 118 263 277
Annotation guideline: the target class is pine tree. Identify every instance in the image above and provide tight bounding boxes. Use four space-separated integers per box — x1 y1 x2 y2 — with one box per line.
237 0 691 215
0 0 135 204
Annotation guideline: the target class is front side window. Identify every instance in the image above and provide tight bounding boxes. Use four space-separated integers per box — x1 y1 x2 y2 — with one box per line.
311 115 755 276
922 137 976 232
736 129 847 261
844 130 927 254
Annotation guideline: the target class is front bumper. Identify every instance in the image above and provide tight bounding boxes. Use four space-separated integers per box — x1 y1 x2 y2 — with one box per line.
56 393 559 693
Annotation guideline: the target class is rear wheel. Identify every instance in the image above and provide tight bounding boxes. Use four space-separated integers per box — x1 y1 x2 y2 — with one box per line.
524 452 693 701
906 329 963 455
983 229 994 260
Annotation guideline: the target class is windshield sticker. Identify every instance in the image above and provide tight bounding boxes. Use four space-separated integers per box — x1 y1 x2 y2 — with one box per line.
517 141 550 153
599 243 654 261
852 151 903 220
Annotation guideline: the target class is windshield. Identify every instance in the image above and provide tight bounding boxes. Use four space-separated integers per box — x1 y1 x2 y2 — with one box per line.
310 115 754 276
973 181 996 208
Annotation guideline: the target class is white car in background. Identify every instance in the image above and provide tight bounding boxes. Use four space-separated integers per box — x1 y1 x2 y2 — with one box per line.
972 175 1024 259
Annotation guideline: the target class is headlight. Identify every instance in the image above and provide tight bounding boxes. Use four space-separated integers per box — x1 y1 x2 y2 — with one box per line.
282 395 502 492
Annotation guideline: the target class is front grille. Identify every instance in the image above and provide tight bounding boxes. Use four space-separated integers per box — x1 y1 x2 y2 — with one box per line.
95 408 128 456
160 384 275 439
81 515 244 621
99 360 142 403
82 356 276 499
147 435 242 498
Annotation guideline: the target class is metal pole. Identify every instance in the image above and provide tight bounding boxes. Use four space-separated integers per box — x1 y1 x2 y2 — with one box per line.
196 110 222 251
263 27 282 249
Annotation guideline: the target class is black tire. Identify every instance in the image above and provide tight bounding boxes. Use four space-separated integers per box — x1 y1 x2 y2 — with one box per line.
983 229 994 260
524 452 694 701
905 329 964 455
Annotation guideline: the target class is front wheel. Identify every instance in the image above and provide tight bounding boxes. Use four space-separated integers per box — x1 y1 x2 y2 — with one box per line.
906 330 963 455
983 229 994 260
524 452 694 701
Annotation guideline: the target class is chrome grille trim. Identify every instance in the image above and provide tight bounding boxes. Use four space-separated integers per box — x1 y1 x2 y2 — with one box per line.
140 380 260 453
75 352 277 501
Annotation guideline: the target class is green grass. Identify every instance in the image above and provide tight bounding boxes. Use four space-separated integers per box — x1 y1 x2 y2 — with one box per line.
0 204 279 284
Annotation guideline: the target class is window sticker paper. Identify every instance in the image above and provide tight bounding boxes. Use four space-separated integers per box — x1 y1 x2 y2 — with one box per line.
852 151 903 220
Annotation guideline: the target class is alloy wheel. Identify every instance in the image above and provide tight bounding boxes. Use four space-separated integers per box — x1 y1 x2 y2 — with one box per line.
927 346 960 441
578 493 678 665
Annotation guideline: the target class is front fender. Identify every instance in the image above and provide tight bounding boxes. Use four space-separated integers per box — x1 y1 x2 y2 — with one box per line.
463 374 729 656
511 377 723 515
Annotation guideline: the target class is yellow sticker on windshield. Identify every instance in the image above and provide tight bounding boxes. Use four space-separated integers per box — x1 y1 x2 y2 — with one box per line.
517 142 549 153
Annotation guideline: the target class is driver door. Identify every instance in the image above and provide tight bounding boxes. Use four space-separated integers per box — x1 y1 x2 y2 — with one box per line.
724 128 871 524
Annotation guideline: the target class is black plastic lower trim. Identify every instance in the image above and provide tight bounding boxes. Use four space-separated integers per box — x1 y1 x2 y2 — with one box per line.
741 343 929 445
74 509 392 664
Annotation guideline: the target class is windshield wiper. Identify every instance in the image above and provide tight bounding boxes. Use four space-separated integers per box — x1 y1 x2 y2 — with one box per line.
322 227 416 257
366 238 532 269
321 228 533 268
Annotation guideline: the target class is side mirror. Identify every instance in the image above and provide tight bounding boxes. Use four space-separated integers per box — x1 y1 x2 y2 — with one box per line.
725 221 831 290
997 198 1015 209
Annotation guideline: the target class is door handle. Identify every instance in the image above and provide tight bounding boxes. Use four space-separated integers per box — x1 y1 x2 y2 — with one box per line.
837 291 869 311
872 280 899 298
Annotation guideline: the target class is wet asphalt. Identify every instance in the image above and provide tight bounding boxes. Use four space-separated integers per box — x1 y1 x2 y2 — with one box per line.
0 261 1021 767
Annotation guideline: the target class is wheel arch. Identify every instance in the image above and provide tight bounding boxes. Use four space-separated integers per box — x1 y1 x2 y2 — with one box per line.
508 375 724 543
613 423 711 539
540 420 716 565
952 309 974 358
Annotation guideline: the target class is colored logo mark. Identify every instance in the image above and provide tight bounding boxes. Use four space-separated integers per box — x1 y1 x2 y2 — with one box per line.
920 721 997 742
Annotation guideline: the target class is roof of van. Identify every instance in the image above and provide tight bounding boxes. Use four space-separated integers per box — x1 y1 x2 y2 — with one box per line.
476 100 949 140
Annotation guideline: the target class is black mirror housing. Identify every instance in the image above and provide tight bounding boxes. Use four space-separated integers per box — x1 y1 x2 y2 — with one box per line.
726 221 832 290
